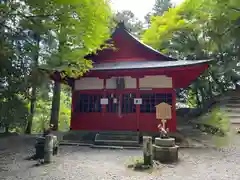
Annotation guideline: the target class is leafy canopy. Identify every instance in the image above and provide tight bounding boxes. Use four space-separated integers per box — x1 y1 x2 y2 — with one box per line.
143 0 240 106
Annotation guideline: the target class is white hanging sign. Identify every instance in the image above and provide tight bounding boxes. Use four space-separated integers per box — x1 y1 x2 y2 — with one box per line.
100 98 108 105
113 98 118 104
134 98 142 105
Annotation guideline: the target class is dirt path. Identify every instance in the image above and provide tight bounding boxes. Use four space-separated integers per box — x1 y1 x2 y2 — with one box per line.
0 135 240 180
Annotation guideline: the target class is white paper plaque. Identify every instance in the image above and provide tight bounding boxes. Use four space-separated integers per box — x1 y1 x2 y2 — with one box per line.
134 98 142 105
113 98 118 104
100 98 108 105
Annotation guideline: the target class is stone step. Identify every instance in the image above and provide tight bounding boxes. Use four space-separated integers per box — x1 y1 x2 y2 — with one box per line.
226 104 240 108
95 134 139 141
228 116 240 122
228 114 240 119
94 139 140 147
94 132 140 147
97 131 139 136
227 113 240 123
228 95 240 99
224 108 240 113
90 145 141 149
230 121 240 124
227 100 240 104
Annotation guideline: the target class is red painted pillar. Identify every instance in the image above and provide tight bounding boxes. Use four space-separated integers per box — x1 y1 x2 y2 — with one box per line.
171 89 177 132
102 79 107 115
70 86 75 130
136 77 140 131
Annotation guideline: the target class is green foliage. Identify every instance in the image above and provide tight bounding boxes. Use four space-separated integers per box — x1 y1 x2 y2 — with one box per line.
199 108 230 133
196 108 233 147
114 10 144 36
153 0 172 16
0 95 28 131
126 157 153 172
31 98 51 133
144 0 173 25
143 0 240 106
31 84 71 133
186 89 197 108
0 0 112 133
58 87 71 132
37 0 113 78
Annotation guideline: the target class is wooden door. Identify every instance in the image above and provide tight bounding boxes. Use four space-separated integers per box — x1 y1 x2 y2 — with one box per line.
104 91 138 131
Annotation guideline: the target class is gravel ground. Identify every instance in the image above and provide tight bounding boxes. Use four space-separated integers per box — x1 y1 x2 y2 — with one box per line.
0 135 240 180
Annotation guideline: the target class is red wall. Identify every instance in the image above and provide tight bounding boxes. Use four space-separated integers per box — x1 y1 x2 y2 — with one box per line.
70 89 177 132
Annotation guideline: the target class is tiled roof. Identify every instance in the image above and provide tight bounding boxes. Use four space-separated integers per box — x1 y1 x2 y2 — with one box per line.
92 60 212 71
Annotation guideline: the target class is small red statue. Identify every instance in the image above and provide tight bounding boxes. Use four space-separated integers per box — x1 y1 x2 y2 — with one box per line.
158 123 169 139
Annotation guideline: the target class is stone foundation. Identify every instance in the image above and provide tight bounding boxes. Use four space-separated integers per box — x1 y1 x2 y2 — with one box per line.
153 137 179 163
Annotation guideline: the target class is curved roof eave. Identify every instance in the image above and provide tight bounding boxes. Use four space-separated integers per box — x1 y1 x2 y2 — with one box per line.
92 59 213 71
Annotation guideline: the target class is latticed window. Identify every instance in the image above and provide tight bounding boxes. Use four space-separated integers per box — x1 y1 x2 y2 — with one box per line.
75 94 102 113
122 93 136 113
106 93 118 113
140 93 172 113
106 93 136 113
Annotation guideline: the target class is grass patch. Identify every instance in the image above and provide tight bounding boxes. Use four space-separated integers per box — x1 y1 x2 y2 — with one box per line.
200 108 230 132
193 107 236 147
126 157 153 172
195 107 230 136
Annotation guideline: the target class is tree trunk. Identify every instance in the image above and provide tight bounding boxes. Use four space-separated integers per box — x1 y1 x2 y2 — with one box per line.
195 89 201 107
199 87 205 108
209 70 225 93
25 87 37 134
50 81 61 131
5 125 9 134
25 33 40 134
208 74 213 98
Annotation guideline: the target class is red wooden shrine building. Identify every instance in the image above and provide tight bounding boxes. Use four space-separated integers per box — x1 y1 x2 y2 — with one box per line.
59 23 210 133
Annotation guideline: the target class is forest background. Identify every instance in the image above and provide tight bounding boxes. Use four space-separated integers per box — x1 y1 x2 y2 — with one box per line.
0 0 239 134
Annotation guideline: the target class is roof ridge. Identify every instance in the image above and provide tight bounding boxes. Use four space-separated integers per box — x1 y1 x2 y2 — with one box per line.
113 23 177 61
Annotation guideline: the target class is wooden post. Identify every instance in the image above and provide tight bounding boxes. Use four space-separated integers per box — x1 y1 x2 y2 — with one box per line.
161 119 167 129
44 135 55 163
143 136 153 166
171 89 177 131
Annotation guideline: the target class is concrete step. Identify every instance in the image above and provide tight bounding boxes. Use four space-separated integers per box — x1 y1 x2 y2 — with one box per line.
94 132 140 147
230 120 240 124
227 99 240 104
226 104 240 108
97 131 139 136
94 140 140 147
224 108 240 113
227 114 240 124
95 134 139 141
227 114 240 118
90 145 141 149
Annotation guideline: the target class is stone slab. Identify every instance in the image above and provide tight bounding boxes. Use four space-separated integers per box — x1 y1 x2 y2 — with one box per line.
153 144 179 163
154 145 179 151
155 137 175 147
94 132 139 147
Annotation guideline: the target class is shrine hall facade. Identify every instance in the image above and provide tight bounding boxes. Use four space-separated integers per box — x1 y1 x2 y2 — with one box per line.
68 23 211 133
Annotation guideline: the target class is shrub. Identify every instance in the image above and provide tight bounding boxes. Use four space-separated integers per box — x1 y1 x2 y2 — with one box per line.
199 107 230 135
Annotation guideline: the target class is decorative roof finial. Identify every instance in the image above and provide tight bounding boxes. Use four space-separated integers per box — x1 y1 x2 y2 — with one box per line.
118 21 126 30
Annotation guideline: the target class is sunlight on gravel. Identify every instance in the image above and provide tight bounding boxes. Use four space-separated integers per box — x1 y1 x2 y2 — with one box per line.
0 135 240 180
